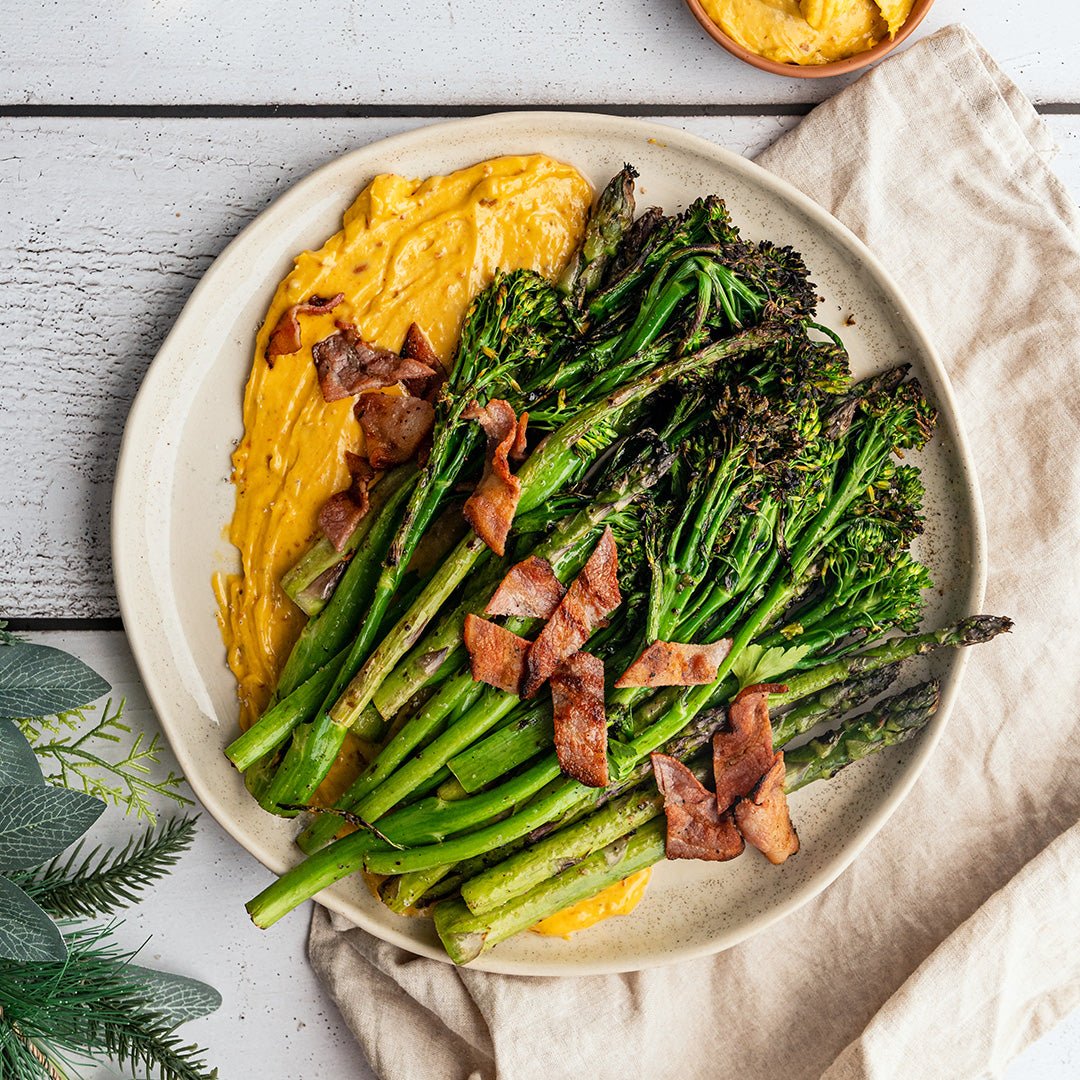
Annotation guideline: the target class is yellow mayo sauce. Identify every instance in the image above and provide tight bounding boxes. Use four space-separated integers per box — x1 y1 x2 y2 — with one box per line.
701 0 913 65
215 154 591 736
531 870 652 938
217 152 654 937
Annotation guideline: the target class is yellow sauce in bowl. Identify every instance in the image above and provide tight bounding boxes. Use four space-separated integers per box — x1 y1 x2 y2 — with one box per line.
700 0 913 65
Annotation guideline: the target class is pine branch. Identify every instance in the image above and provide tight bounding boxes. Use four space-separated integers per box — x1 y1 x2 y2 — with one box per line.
0 1018 67 1080
0 925 218 1080
6 816 199 919
21 700 191 823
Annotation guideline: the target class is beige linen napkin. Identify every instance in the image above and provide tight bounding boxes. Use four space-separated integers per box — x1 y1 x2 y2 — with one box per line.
310 25 1080 1079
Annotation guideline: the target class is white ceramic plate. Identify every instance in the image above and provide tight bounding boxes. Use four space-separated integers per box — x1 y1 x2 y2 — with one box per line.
112 112 985 975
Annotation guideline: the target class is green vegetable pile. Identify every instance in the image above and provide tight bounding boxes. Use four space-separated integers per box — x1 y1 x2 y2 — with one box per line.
229 167 1010 963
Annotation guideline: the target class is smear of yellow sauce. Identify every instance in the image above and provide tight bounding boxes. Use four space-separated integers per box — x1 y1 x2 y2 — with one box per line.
531 869 652 938
216 152 650 938
701 0 913 65
215 154 591 733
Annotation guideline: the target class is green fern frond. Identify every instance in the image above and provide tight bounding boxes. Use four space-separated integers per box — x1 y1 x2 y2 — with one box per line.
7 816 199 919
22 700 191 823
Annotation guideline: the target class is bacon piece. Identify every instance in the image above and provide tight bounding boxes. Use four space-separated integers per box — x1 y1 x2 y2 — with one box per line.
461 399 528 557
401 322 440 368
550 651 608 788
521 526 621 699
317 454 377 552
713 682 787 813
615 638 733 689
650 753 744 862
485 556 566 620
265 293 344 364
354 394 435 469
401 322 448 404
312 330 437 402
734 752 799 865
318 493 365 553
510 413 528 461
462 613 528 695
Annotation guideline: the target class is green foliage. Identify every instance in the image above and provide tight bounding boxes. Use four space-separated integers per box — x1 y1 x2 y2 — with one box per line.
0 641 110 721
0 783 105 871
0 633 218 1078
0 924 219 1080
729 642 816 692
20 698 191 823
9 815 198 920
0 718 44 787
0 875 66 963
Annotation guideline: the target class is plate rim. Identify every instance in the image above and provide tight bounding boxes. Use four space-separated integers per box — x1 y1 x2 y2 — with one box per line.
112 110 987 975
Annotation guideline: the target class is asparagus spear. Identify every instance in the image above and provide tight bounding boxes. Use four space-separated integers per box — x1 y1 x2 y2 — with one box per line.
435 680 942 964
279 322 790 807
295 448 673 852
247 610 1009 925
459 662 899 915
435 821 667 965
280 462 417 616
556 164 638 305
784 680 939 791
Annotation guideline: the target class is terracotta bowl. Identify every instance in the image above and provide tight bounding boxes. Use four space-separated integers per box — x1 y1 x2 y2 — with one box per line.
684 0 935 78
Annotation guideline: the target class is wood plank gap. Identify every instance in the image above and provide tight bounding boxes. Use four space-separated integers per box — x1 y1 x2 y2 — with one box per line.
4 617 125 632
0 102 815 118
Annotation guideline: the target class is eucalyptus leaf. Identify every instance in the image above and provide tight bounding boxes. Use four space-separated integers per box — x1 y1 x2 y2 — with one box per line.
0 717 44 786
126 966 223 1024
0 641 111 719
0 783 105 870
0 874 67 962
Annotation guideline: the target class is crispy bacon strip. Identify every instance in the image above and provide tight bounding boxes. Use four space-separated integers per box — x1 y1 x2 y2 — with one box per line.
550 651 608 788
462 613 528 696
401 322 440 368
317 453 376 552
265 293 344 364
615 638 733 688
461 399 528 557
312 330 437 402
733 752 799 865
521 526 621 699
485 555 566 620
355 394 435 469
401 322 448 404
650 753 744 862
713 682 787 813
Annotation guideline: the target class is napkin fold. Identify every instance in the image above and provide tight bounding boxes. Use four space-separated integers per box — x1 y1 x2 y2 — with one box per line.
310 25 1080 1079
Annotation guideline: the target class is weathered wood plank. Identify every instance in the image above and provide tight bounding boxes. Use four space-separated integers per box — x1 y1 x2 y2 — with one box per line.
0 3 1076 108
16 630 370 1080
2 114 1077 616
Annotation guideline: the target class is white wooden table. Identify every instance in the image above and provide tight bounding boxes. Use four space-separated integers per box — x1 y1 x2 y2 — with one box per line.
3 3 1079 1076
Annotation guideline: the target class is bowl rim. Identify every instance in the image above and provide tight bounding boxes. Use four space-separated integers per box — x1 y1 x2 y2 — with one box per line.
682 0 936 78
